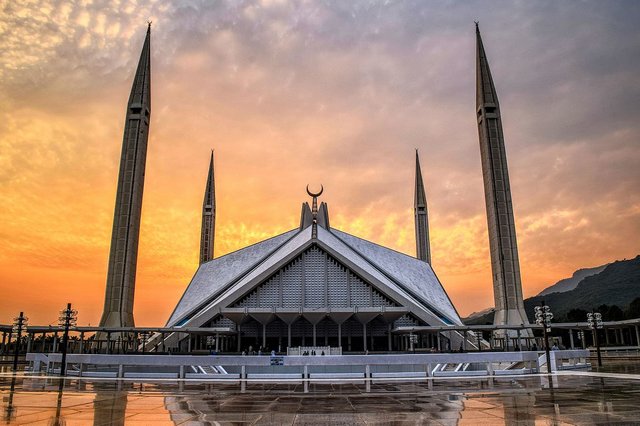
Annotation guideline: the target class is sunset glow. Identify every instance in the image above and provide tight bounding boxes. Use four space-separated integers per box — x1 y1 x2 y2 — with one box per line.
1 1 639 326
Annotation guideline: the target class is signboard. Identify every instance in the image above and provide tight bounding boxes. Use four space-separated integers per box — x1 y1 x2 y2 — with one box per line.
270 356 284 366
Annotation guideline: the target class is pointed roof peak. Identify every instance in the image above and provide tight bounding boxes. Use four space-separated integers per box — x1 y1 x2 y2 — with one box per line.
203 149 216 208
128 25 151 109
414 151 427 208
475 23 499 109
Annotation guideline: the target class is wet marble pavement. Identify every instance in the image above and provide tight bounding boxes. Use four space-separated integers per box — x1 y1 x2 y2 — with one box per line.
1 372 639 425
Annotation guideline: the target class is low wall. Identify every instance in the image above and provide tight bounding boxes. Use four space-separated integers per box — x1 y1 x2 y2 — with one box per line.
26 350 590 381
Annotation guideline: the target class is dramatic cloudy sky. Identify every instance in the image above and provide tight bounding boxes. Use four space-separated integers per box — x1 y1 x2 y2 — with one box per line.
1 0 639 326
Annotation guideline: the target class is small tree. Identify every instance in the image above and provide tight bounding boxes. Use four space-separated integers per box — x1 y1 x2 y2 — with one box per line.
566 308 588 322
607 305 625 321
626 297 640 319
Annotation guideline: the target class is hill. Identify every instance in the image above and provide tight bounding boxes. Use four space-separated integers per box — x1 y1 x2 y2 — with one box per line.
463 255 640 325
525 255 640 321
537 264 607 296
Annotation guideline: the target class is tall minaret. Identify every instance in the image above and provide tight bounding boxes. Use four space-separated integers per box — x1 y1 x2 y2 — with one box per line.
414 150 431 264
475 23 530 332
99 25 151 329
199 151 216 264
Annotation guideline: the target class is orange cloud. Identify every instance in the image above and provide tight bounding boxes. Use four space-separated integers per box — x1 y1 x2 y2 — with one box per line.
1 1 639 326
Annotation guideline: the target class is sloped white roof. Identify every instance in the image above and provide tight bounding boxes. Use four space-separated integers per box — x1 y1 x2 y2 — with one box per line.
167 224 462 327
330 229 462 325
166 229 298 326
191 226 313 315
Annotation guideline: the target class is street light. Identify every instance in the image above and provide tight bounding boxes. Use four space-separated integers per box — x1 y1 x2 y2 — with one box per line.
534 300 553 373
140 331 150 353
12 312 28 372
475 331 483 352
587 311 603 367
58 303 78 377
409 333 417 352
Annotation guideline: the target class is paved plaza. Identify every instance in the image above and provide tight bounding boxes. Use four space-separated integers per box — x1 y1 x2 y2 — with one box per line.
1 362 639 425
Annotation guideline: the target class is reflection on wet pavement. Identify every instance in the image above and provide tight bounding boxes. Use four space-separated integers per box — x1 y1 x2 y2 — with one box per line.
1 372 639 425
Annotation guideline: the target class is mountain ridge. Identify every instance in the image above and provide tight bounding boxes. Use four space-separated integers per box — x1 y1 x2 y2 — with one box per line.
463 255 640 324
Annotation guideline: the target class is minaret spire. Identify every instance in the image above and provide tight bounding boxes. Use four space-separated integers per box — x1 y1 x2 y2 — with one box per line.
475 24 530 336
200 150 216 264
99 26 152 330
414 150 431 264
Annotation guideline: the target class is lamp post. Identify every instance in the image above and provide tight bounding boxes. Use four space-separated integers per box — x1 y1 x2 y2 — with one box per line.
409 333 417 352
58 303 78 377
140 331 149 353
12 312 28 372
534 301 553 373
587 311 603 367
475 331 483 352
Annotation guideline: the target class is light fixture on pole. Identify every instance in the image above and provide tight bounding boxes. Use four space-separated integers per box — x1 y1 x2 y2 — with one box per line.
587 311 603 367
140 331 150 353
475 331 483 352
534 301 553 373
11 312 28 372
58 303 78 377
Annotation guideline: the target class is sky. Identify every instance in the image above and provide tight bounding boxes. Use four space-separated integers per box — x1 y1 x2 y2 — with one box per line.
1 0 639 327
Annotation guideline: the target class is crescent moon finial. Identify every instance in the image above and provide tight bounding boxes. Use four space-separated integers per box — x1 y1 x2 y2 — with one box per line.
306 184 323 198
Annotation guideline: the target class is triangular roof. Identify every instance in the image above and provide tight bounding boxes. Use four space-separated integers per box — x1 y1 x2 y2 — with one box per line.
167 229 299 326
167 221 462 328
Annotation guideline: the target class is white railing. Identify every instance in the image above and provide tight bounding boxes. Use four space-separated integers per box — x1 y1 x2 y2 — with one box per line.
24 350 590 383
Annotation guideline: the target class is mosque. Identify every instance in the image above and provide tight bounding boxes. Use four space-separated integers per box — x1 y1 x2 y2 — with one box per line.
97 23 530 353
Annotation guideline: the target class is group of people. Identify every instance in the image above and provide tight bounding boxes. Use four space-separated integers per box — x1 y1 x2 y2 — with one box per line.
301 350 325 356
241 346 273 356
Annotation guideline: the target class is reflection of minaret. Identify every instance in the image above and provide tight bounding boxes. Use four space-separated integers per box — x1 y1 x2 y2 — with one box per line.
99 25 151 329
475 23 530 332
93 391 128 426
199 150 216 264
414 150 431 264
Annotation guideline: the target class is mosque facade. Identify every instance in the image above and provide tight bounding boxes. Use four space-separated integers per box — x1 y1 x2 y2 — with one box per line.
98 23 528 353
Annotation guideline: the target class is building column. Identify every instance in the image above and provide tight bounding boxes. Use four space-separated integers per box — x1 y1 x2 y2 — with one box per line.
388 324 392 352
635 325 640 348
1 331 6 354
287 324 292 349
362 323 367 352
437 333 441 352
6 331 13 355
312 324 317 347
237 325 242 352
605 328 610 346
215 333 220 352
26 333 33 353
569 329 575 349
262 324 267 349
78 332 85 354
53 332 59 353
337 323 341 349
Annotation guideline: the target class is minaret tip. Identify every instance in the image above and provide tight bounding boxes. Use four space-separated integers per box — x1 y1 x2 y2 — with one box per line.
474 20 479 30
147 20 152 31
414 150 431 263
